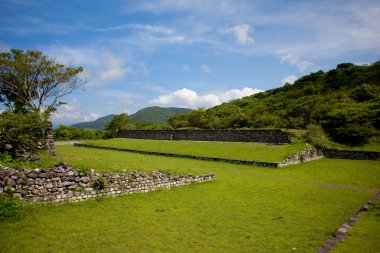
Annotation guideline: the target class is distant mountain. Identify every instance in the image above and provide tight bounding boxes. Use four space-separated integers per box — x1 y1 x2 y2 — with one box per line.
71 114 115 130
71 106 192 130
129 106 192 124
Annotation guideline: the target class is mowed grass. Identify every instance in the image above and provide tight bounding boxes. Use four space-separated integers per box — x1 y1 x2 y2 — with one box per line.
1 145 380 252
83 138 306 162
331 199 380 253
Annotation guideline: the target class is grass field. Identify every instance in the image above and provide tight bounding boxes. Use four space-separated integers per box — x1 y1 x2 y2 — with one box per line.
82 138 306 162
331 199 380 253
1 143 379 252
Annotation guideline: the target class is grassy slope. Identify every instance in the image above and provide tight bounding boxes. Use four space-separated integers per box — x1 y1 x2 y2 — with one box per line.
83 138 306 162
1 145 379 252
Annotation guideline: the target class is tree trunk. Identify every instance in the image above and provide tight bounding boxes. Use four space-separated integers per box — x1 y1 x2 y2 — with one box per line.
46 121 56 156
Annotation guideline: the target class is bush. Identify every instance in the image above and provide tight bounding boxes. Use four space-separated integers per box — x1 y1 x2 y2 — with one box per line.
93 176 106 190
305 124 329 148
0 111 46 157
0 195 25 221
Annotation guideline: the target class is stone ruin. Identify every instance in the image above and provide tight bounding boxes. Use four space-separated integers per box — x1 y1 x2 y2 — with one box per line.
0 163 215 203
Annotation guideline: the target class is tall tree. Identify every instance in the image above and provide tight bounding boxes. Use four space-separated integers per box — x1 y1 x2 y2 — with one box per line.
0 49 84 155
105 113 130 137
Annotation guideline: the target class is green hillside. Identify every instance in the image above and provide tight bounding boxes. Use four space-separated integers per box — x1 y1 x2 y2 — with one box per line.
168 62 380 145
71 114 114 130
71 107 191 130
129 106 191 124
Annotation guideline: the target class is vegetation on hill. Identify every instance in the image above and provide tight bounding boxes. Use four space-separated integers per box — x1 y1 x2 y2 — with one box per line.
71 114 115 130
168 62 380 145
129 106 191 124
70 106 191 130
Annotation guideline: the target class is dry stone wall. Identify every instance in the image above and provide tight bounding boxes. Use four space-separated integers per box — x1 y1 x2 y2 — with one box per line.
0 163 214 203
118 129 291 144
322 148 380 160
74 143 323 168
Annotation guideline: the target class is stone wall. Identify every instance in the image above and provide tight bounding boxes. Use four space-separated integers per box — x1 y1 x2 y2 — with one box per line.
322 148 380 160
0 163 214 203
118 129 291 144
74 143 323 168
278 145 323 167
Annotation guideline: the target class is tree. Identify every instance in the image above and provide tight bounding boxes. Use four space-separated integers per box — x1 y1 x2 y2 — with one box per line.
0 49 84 155
105 113 130 137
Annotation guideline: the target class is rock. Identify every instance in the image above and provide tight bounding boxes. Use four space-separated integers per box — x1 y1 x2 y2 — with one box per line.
67 171 74 176
80 177 90 183
27 172 38 179
45 183 53 189
7 178 16 186
29 155 40 161
4 144 13 150
13 193 22 199
16 171 25 178
32 189 40 195
39 173 49 178
63 181 75 187
68 185 77 190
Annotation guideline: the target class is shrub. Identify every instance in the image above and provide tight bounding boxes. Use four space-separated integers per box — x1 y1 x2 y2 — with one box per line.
0 195 25 221
92 176 106 190
0 111 46 158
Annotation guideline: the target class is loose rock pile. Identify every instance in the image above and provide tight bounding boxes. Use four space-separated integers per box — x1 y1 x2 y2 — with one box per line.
0 163 215 203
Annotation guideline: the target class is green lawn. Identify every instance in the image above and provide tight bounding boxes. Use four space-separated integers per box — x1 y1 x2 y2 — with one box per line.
331 199 380 253
82 138 306 162
1 145 379 252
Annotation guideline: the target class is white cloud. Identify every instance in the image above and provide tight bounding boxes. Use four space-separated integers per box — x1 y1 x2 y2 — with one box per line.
52 98 101 125
95 24 175 35
152 87 262 108
45 46 132 85
281 53 315 73
281 75 298 85
97 53 133 81
222 24 255 45
200 64 212 74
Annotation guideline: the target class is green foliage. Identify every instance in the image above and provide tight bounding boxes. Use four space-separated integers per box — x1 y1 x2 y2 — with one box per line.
54 125 105 141
0 111 46 157
104 113 130 138
305 124 329 148
0 49 83 115
129 106 191 124
166 61 380 146
92 176 106 190
0 195 25 221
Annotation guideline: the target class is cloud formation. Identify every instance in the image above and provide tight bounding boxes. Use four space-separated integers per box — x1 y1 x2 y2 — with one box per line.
52 98 101 126
45 46 132 85
222 24 255 45
281 75 298 85
281 54 315 73
152 87 262 108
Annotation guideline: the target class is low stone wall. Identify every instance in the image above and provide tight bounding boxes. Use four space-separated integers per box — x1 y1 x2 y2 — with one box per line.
74 143 323 168
278 145 323 167
0 163 214 203
118 129 291 144
322 149 380 160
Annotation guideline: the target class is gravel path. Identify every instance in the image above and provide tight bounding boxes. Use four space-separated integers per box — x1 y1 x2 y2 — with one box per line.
55 141 82 146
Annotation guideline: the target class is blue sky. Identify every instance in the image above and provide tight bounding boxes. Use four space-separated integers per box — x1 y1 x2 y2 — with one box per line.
1 0 379 125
